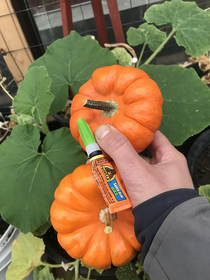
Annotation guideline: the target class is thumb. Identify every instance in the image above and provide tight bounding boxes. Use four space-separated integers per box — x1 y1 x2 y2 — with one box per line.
95 125 146 181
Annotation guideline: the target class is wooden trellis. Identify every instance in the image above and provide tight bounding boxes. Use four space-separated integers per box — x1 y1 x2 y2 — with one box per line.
0 0 125 88
0 0 34 87
60 0 125 46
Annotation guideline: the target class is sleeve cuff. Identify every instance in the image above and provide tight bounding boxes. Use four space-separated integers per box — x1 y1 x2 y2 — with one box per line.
132 189 199 262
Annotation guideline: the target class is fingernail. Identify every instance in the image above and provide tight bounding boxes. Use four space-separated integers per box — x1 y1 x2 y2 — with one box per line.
96 125 111 139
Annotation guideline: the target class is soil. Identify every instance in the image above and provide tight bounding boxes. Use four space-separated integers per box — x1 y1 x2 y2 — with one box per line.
192 144 210 190
0 215 9 238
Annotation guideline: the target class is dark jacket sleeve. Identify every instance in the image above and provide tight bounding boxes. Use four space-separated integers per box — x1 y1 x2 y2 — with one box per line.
133 189 210 280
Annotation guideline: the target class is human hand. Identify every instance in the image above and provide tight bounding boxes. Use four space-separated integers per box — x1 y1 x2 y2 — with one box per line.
95 125 194 208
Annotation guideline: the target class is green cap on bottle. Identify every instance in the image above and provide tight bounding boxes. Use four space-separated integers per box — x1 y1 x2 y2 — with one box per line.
77 118 96 148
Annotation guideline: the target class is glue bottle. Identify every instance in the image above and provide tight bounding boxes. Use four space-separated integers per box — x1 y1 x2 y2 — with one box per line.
77 118 132 214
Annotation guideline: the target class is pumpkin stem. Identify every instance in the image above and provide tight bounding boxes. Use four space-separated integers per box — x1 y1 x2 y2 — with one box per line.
99 207 117 234
84 99 119 118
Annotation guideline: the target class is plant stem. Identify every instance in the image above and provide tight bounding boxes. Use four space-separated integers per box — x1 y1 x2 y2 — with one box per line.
40 259 81 280
39 261 75 268
84 99 116 111
87 268 92 280
144 29 176 65
84 99 119 117
137 43 146 68
99 207 117 234
74 259 80 280
35 123 50 135
0 130 10 143
0 80 14 101
42 123 50 135
104 43 137 59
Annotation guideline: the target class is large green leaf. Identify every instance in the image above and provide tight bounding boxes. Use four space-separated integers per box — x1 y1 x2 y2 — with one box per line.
140 64 210 146
30 31 117 115
12 66 54 124
0 125 87 233
127 22 166 51
6 233 45 280
144 0 210 57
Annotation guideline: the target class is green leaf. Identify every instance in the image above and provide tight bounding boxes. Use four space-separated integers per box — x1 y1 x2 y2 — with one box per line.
6 233 45 280
33 266 45 280
35 266 55 280
0 125 87 233
9 114 35 125
144 0 210 57
32 220 52 236
30 31 117 115
12 67 54 124
127 22 166 51
66 272 75 280
135 252 143 273
135 253 150 280
140 64 210 146
116 262 139 280
198 185 210 202
111 48 132 67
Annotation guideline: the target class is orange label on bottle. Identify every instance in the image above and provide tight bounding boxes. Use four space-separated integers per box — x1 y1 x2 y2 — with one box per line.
91 156 132 213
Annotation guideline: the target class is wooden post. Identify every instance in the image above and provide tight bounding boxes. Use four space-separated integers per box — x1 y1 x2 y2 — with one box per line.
91 0 109 47
107 0 125 43
0 0 34 87
60 0 73 37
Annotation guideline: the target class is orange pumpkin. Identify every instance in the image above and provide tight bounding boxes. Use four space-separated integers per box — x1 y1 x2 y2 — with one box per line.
70 65 163 153
50 162 141 269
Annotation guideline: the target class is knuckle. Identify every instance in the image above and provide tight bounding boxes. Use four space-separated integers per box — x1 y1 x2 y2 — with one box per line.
106 133 129 153
176 150 187 162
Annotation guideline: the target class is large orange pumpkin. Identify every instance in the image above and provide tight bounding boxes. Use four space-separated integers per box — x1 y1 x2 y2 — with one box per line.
50 161 141 269
70 65 163 153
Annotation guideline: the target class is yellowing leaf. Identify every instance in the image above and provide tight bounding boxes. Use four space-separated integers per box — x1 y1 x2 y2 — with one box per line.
199 185 210 202
6 233 45 280
111 47 132 67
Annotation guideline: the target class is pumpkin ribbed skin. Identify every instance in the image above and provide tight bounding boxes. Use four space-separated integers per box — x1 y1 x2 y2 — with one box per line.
50 162 141 269
70 65 163 153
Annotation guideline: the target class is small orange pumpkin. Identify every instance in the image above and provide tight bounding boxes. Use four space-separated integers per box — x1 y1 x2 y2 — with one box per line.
70 65 163 153
50 162 141 269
